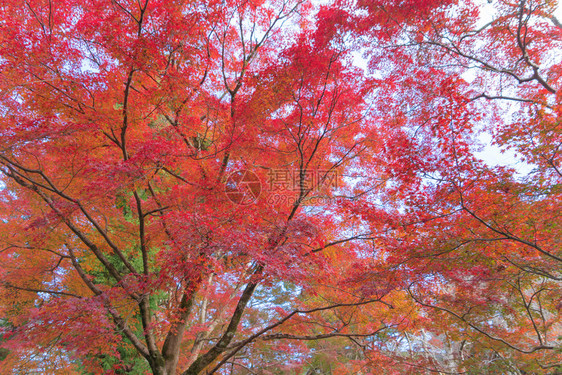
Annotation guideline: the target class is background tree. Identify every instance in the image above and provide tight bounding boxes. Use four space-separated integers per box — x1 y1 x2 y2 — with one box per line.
337 0 562 372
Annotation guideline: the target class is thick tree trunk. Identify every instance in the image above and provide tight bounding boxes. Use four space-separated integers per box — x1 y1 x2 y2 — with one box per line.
182 271 262 375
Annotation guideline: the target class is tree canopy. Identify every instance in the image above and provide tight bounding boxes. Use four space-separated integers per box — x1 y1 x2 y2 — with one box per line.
0 0 560 373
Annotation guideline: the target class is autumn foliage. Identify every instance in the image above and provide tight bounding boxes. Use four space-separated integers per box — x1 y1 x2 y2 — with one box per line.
0 0 561 373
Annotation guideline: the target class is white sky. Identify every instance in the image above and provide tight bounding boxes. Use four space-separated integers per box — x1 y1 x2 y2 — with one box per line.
470 0 561 174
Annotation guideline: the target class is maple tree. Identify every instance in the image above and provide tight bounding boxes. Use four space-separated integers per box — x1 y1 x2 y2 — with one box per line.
0 0 560 374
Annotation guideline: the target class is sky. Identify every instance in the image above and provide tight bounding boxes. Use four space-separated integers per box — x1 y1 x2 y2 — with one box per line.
469 0 561 174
